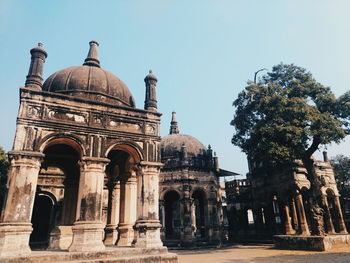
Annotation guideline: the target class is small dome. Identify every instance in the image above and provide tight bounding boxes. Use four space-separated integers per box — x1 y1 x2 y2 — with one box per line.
161 134 207 157
42 41 135 107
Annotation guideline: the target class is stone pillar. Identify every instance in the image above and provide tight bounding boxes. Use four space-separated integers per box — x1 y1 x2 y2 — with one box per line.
117 174 137 246
290 198 298 231
321 195 335 234
282 202 295 235
295 191 310 235
334 196 348 234
69 157 109 252
180 185 195 246
159 200 165 240
133 162 163 248
0 151 43 257
104 182 120 245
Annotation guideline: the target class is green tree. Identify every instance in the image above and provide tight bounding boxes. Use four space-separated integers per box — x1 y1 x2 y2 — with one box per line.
231 63 350 184
331 155 350 198
0 147 9 207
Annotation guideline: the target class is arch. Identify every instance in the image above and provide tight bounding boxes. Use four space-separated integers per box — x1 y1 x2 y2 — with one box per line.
104 141 144 163
36 190 57 206
38 133 85 156
191 187 208 200
160 188 183 201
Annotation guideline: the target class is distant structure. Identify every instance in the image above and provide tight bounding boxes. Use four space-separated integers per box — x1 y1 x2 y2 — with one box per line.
158 112 236 246
225 152 349 250
0 41 177 262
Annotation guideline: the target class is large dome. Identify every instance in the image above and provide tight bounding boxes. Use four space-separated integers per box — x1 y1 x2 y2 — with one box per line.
161 134 207 157
42 41 135 107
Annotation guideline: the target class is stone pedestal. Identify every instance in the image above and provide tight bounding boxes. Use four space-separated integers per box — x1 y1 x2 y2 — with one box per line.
69 222 105 252
117 223 135 246
274 234 350 251
0 223 32 257
48 225 73 250
134 220 163 248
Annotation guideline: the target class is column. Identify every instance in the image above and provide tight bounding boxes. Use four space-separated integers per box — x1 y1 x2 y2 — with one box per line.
104 182 120 245
290 198 298 231
282 202 295 235
0 151 43 257
159 200 165 240
334 196 348 234
133 162 163 248
180 185 195 246
117 174 137 246
69 157 109 252
321 195 335 234
295 191 310 235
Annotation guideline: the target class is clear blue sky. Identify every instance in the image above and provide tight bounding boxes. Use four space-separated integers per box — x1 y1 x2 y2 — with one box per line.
1 0 350 176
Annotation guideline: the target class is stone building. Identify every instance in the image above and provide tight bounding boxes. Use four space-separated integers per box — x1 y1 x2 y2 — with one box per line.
0 41 177 262
158 112 230 246
225 153 349 250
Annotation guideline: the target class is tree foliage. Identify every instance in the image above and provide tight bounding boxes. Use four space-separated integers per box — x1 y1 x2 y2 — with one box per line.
0 147 9 206
331 155 350 198
231 63 350 169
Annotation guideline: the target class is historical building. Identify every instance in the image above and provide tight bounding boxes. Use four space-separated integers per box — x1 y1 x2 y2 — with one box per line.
225 153 349 250
158 112 233 246
0 41 177 262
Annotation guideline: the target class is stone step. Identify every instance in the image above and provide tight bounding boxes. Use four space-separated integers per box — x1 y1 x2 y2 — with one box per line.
1 247 178 263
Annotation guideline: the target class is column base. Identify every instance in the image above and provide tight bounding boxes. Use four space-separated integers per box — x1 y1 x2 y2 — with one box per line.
48 225 73 250
117 223 135 246
104 224 118 245
0 223 32 257
68 222 105 252
133 220 163 248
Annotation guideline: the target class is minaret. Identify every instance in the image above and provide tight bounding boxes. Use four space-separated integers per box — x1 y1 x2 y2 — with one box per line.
25 42 47 90
83 40 100 67
144 70 158 111
169 111 179 134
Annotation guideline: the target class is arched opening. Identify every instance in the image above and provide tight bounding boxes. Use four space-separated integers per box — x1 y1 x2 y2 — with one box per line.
31 142 81 249
163 190 181 239
192 189 206 238
105 148 137 246
29 194 55 249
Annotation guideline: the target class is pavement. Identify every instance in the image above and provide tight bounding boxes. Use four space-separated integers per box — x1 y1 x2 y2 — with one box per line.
173 244 350 263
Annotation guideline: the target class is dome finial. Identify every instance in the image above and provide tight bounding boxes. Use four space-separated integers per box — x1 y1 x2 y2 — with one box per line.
169 111 179 134
83 40 100 67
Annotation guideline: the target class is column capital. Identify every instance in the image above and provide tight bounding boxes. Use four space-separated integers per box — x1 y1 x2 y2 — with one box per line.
8 150 44 161
81 156 110 164
139 161 164 168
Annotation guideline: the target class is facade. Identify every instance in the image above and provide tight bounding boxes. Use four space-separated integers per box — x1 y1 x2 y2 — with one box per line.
158 112 228 246
0 41 169 258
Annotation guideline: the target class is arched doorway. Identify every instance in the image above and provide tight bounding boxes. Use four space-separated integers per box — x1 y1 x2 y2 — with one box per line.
163 191 181 239
33 142 81 249
192 190 206 238
30 194 55 249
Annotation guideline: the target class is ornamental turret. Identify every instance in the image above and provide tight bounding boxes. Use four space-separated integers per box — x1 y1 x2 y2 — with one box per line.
144 70 158 111
25 42 47 90
83 40 100 67
169 111 179 134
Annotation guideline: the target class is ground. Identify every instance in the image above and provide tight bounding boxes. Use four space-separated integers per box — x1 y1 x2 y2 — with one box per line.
173 244 350 263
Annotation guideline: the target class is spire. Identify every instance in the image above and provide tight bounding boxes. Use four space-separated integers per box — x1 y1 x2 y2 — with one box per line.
144 69 158 111
83 40 100 67
169 111 179 134
25 42 47 90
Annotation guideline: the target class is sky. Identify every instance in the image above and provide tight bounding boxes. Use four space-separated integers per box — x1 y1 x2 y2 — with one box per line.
0 0 350 177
